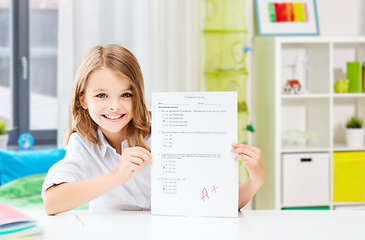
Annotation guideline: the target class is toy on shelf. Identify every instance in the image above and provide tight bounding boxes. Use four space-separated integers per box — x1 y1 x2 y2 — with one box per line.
296 51 311 94
283 51 311 94
283 79 302 94
282 129 319 148
334 79 349 93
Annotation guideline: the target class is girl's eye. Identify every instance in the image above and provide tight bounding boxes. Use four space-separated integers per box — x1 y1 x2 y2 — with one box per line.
122 93 132 98
96 93 107 98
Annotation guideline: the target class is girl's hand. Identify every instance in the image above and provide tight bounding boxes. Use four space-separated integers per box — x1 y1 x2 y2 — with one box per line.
114 147 153 184
231 143 266 189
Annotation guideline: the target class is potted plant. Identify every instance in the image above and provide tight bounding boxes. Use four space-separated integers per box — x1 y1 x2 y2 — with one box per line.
346 116 364 147
0 120 9 150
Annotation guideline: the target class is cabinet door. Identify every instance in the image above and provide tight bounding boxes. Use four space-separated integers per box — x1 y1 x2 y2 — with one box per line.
282 153 330 207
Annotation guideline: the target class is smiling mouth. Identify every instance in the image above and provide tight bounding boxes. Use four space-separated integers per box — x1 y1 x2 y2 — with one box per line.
102 114 125 120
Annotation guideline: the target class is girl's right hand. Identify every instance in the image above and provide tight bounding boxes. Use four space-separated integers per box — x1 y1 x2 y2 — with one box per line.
113 147 153 184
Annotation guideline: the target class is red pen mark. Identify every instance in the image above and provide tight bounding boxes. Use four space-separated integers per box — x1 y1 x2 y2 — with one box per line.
201 188 209 202
201 185 219 202
211 185 218 193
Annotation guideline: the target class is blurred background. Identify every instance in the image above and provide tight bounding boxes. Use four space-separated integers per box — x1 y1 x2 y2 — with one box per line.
0 0 365 211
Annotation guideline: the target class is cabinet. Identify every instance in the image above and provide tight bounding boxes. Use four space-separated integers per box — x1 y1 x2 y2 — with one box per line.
254 36 365 210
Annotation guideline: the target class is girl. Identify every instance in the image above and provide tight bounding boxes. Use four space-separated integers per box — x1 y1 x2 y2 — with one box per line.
42 44 265 215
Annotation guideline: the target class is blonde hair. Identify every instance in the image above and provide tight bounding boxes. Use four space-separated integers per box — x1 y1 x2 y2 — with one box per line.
64 45 151 151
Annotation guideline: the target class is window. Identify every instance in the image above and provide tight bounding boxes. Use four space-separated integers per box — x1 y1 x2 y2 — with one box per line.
0 0 58 145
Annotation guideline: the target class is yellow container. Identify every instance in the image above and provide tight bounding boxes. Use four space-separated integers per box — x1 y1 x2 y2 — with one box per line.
333 152 365 202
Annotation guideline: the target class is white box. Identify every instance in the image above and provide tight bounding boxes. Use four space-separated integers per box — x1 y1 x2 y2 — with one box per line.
282 153 330 207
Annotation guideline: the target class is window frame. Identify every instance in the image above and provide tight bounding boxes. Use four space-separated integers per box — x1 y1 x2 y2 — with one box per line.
8 0 57 146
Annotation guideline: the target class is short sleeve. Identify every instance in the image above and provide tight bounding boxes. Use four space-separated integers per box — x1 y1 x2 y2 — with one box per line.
41 134 89 199
145 134 151 149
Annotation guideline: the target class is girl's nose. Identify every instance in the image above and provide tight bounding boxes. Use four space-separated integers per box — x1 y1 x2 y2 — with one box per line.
110 106 121 111
109 101 121 111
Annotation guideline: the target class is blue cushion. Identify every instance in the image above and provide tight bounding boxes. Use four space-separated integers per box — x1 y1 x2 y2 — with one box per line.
0 149 66 185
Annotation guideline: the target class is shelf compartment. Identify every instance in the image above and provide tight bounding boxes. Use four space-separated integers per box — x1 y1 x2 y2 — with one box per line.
333 42 365 90
281 98 330 149
333 97 365 146
280 42 330 94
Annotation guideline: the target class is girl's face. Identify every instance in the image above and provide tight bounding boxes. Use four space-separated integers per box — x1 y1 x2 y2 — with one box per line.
79 68 133 140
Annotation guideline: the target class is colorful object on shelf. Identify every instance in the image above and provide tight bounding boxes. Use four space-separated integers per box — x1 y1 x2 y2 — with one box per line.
268 2 308 23
362 62 365 93
333 152 365 202
282 129 319 148
17 133 34 150
334 79 349 93
283 79 302 94
347 62 363 93
346 116 363 129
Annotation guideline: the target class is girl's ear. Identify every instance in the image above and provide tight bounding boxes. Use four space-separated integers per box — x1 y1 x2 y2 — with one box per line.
79 93 87 109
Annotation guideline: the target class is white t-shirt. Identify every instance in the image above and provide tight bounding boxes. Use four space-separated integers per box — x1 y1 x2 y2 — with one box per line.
42 128 151 211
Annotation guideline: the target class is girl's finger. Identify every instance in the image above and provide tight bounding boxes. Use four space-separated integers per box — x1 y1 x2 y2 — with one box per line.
231 147 257 158
235 154 252 162
241 160 253 170
128 149 153 164
130 162 141 173
132 147 153 158
231 143 261 155
130 157 144 167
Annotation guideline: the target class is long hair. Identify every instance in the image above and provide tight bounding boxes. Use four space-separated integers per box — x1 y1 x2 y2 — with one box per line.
64 45 151 151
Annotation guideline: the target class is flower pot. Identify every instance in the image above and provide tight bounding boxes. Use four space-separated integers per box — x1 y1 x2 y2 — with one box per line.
346 128 365 147
0 134 9 150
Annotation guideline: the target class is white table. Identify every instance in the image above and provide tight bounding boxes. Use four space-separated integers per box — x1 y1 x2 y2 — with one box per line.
24 210 365 240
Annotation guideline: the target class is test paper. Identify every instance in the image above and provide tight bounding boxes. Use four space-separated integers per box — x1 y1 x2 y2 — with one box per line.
151 92 238 217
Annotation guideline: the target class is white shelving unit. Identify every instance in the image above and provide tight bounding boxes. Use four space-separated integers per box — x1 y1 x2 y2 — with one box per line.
253 36 365 210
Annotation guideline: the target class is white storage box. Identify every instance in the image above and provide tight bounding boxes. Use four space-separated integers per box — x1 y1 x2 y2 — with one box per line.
282 153 330 207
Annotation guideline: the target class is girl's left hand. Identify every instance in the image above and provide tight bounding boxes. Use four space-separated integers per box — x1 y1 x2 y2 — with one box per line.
231 143 266 189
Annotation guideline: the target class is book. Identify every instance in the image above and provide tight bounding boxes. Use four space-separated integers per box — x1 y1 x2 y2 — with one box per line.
362 62 365 93
347 62 363 93
0 204 43 239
